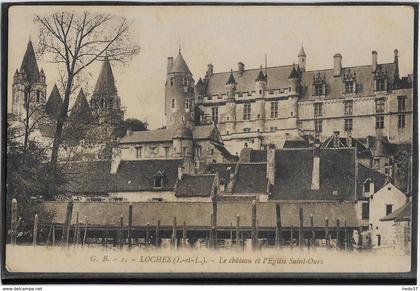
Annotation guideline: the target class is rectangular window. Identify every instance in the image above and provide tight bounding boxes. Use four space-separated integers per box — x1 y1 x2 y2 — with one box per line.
314 83 324 96
211 106 218 123
344 100 353 115
375 98 385 113
171 98 175 109
362 203 369 220
376 116 385 129
398 115 406 128
344 118 353 132
164 146 170 158
183 146 188 157
270 101 279 118
170 77 174 87
314 120 322 133
376 79 386 91
398 96 406 111
373 158 380 170
154 176 163 188
243 104 251 120
314 103 323 117
243 128 251 133
344 81 354 93
386 204 393 216
182 77 188 86
151 146 157 157
364 181 371 193
185 99 190 110
135 147 142 159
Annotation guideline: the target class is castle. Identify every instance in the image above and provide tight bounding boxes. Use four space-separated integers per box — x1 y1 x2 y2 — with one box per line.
163 46 412 155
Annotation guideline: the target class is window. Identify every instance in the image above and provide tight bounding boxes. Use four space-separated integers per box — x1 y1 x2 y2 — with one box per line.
270 127 277 132
344 100 353 115
398 115 405 128
243 128 251 133
314 103 322 117
376 79 386 91
171 98 175 109
211 107 218 123
182 77 188 86
344 118 353 132
153 175 163 188
270 101 278 118
314 120 322 133
344 80 354 93
364 181 371 193
151 146 157 157
151 198 163 202
243 104 251 120
362 203 369 219
170 77 174 87
185 99 190 110
164 146 170 158
398 96 406 111
373 158 380 170
259 89 263 94
375 99 385 113
195 146 202 157
135 147 142 159
314 83 324 96
385 204 393 216
376 116 384 129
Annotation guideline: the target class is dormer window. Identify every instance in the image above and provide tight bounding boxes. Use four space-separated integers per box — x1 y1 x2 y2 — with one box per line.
344 80 354 93
375 78 386 91
153 172 164 189
312 72 326 96
374 69 388 92
342 69 357 94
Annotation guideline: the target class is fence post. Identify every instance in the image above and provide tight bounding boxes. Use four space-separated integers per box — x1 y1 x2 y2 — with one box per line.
128 204 133 249
336 219 340 249
82 220 88 246
310 214 315 247
119 215 124 248
275 203 282 248
209 213 213 248
73 212 80 246
11 199 17 245
62 201 73 246
251 200 257 250
171 216 177 248
146 222 150 248
236 214 240 247
52 224 56 247
182 222 187 247
155 220 161 247
325 217 329 247
298 208 304 247
32 214 38 247
290 225 294 247
46 222 53 246
230 223 233 241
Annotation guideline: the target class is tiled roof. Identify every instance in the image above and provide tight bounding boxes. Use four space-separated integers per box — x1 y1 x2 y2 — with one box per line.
92 56 117 96
45 84 63 120
233 163 267 194
169 52 191 74
175 174 215 197
203 62 398 100
44 200 359 227
20 40 40 85
356 163 388 199
380 200 411 222
271 148 356 200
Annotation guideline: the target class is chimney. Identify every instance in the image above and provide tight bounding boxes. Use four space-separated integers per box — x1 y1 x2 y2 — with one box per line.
206 63 214 77
311 142 320 190
266 144 276 186
167 57 174 74
333 53 342 77
238 62 245 75
372 51 378 73
394 49 399 63
239 147 252 162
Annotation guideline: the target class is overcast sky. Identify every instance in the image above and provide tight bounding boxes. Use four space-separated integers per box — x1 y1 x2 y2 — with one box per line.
8 5 414 129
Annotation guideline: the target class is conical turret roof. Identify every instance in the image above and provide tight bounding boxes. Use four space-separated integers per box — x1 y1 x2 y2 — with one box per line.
93 56 117 96
298 44 306 57
169 51 192 74
226 70 237 85
45 84 63 119
20 40 40 85
70 89 93 123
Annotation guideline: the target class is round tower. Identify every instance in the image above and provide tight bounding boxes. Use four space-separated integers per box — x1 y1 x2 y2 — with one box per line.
224 70 237 134
165 50 195 129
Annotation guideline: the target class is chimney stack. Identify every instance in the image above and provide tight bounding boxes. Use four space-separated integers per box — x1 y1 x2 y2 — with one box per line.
238 62 245 75
167 57 174 74
394 49 399 63
372 51 378 73
266 144 276 187
333 53 342 77
206 63 214 77
311 141 321 190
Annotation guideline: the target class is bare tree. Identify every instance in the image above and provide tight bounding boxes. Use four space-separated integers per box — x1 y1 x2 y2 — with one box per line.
34 12 139 197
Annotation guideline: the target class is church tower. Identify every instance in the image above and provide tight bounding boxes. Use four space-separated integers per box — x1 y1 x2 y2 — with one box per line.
90 56 124 141
165 49 195 129
12 40 47 120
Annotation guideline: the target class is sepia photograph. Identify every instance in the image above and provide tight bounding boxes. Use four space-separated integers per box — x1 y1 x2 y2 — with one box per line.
1 2 417 283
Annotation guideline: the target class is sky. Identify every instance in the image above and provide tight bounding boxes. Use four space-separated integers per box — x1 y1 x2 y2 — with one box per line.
8 5 414 129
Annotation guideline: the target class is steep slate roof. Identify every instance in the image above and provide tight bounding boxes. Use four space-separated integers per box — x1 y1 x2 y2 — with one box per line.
44 200 359 227
233 163 267 193
380 200 411 222
175 174 215 197
283 140 311 149
69 89 93 123
205 163 235 184
298 45 306 57
203 62 398 100
356 163 388 199
93 56 117 96
169 52 192 74
20 40 40 85
45 84 63 120
271 148 356 201
226 71 237 85
111 159 183 192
